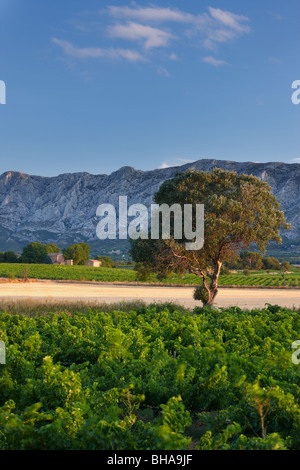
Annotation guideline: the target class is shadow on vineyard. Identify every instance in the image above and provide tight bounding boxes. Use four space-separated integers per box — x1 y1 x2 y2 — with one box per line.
0 301 300 450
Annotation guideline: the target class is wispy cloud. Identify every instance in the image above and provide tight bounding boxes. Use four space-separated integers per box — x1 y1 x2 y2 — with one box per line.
52 38 146 62
157 66 170 77
202 56 229 67
106 4 250 50
208 7 250 34
53 5 251 70
159 158 197 169
158 162 171 169
291 158 300 163
177 158 196 164
107 5 199 24
107 22 175 49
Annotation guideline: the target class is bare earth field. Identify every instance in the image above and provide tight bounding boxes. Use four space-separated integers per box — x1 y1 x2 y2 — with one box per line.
0 281 299 309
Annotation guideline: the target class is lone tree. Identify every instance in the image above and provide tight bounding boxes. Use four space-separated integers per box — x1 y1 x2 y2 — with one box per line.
130 168 290 306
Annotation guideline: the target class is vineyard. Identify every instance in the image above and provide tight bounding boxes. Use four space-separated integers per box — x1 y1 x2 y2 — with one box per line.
218 274 300 288
0 263 299 288
0 302 300 450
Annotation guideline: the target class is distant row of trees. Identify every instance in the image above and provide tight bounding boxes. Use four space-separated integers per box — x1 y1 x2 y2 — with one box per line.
0 251 19 264
23 243 61 264
223 251 291 272
0 244 291 273
0 242 91 265
0 243 117 267
0 243 61 265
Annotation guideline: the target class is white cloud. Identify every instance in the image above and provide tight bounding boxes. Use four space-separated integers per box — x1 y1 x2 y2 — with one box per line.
54 5 251 68
158 158 197 169
202 29 237 49
177 158 196 164
106 5 250 50
108 22 175 49
291 158 300 163
52 38 146 62
202 56 229 67
158 162 171 169
208 7 250 33
107 5 199 24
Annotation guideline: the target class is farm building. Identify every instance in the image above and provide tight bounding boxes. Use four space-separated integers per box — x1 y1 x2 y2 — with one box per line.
47 253 73 266
47 253 65 265
84 259 102 267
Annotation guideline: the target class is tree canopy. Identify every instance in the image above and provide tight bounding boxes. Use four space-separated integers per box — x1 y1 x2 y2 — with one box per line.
0 251 19 263
21 243 48 264
45 243 61 254
62 243 90 266
20 243 62 264
263 256 281 271
95 256 115 268
239 251 264 271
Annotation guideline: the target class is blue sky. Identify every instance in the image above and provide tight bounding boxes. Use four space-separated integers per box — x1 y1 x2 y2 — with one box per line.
0 0 300 176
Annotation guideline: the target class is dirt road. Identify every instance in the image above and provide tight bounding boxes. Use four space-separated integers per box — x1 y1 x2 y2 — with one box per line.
0 281 299 310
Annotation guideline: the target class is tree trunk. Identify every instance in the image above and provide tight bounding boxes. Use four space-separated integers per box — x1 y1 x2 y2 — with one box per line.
202 259 222 307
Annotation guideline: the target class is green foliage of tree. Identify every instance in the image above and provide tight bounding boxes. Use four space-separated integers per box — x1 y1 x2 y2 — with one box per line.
243 269 251 277
96 256 115 268
220 265 230 275
135 262 151 282
239 251 264 270
281 261 291 273
45 244 61 254
130 168 290 305
20 243 48 264
0 251 19 263
62 243 90 266
1 244 62 265
263 256 281 271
